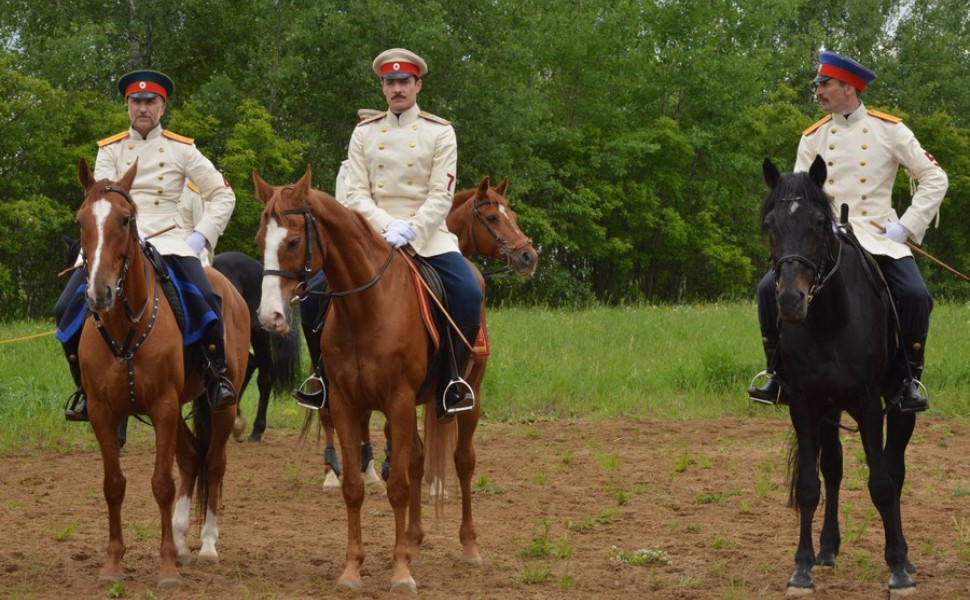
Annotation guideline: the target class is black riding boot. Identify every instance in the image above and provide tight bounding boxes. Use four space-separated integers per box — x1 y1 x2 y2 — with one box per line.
437 325 479 422
748 339 786 405
895 339 928 413
64 353 88 422
205 337 237 410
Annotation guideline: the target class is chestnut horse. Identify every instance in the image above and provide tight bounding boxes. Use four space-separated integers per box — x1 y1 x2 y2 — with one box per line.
255 167 483 591
75 158 250 588
315 175 537 488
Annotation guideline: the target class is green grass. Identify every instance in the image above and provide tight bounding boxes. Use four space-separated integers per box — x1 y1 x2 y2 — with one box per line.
2 301 969 453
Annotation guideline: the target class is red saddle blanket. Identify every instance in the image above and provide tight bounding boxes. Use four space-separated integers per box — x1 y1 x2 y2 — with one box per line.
409 264 489 356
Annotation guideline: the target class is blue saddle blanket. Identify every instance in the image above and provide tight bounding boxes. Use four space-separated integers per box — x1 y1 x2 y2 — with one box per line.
55 259 218 346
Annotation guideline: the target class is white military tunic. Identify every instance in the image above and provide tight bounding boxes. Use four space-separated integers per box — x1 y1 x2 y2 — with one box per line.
95 125 235 258
795 103 948 259
345 104 459 257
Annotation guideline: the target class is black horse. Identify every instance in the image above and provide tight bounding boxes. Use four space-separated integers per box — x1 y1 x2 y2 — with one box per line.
213 251 301 442
761 156 917 597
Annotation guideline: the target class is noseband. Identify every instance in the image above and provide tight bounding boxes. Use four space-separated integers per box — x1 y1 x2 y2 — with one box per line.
470 195 533 278
262 198 395 299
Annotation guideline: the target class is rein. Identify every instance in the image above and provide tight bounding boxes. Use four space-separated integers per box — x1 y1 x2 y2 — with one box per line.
88 184 161 409
263 202 395 299
468 195 532 279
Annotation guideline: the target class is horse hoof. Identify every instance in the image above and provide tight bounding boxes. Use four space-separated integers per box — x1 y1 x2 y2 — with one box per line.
461 551 484 565
97 573 125 584
785 584 815 597
322 469 341 489
157 574 182 589
889 569 916 597
197 552 219 565
176 554 192 567
904 558 917 574
815 550 837 568
389 576 417 594
232 417 247 441
336 577 363 591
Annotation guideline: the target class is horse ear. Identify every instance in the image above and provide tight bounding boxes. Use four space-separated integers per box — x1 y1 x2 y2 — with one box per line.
117 159 138 191
78 158 95 190
808 154 827 188
294 164 313 195
494 176 509 197
477 176 490 196
253 170 274 205
763 158 780 189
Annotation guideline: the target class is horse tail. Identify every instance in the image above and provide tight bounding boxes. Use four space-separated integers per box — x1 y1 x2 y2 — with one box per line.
192 396 214 527
269 327 302 395
423 404 457 516
785 427 822 511
785 428 799 510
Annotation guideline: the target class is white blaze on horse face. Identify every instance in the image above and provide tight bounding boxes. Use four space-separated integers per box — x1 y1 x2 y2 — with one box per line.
258 218 290 331
788 200 801 216
86 199 113 291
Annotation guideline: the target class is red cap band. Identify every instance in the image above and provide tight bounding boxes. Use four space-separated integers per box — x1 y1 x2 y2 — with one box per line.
124 80 168 99
818 64 869 92
379 61 421 78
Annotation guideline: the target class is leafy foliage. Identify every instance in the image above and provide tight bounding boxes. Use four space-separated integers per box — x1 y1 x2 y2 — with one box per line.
1 0 969 315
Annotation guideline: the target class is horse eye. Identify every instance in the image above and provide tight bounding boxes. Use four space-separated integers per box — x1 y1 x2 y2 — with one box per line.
287 237 301 250
486 215 499 224
121 216 131 227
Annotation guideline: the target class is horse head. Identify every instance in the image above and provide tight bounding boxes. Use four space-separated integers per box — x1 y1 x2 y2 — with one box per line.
76 157 140 313
761 155 835 323
449 176 539 276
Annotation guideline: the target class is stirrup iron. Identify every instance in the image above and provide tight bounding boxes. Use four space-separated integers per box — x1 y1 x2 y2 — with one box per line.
748 370 780 405
291 373 326 410
441 377 476 415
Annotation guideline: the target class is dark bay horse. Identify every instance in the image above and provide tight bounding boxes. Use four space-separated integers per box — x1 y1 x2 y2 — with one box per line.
315 175 537 488
255 167 483 591
761 156 916 597
75 159 250 588
212 251 301 442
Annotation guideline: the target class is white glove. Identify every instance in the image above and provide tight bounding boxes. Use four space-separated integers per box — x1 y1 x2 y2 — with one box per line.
186 231 207 255
884 222 910 244
382 228 408 248
386 219 416 242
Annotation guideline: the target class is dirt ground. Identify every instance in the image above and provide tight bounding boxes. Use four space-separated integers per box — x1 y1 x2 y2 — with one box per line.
1 415 968 599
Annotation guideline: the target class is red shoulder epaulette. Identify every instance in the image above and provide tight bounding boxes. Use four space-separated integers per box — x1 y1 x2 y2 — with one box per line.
162 130 195 144
97 131 129 147
802 115 833 137
419 111 451 125
868 109 903 124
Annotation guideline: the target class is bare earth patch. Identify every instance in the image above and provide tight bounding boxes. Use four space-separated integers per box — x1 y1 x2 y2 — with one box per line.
1 416 968 599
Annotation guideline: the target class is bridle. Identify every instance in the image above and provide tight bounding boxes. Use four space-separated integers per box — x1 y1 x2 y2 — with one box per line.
468 193 533 279
85 184 161 407
771 196 844 305
262 194 395 299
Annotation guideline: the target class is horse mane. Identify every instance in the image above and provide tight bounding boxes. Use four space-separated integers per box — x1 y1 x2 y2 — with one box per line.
271 183 385 246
